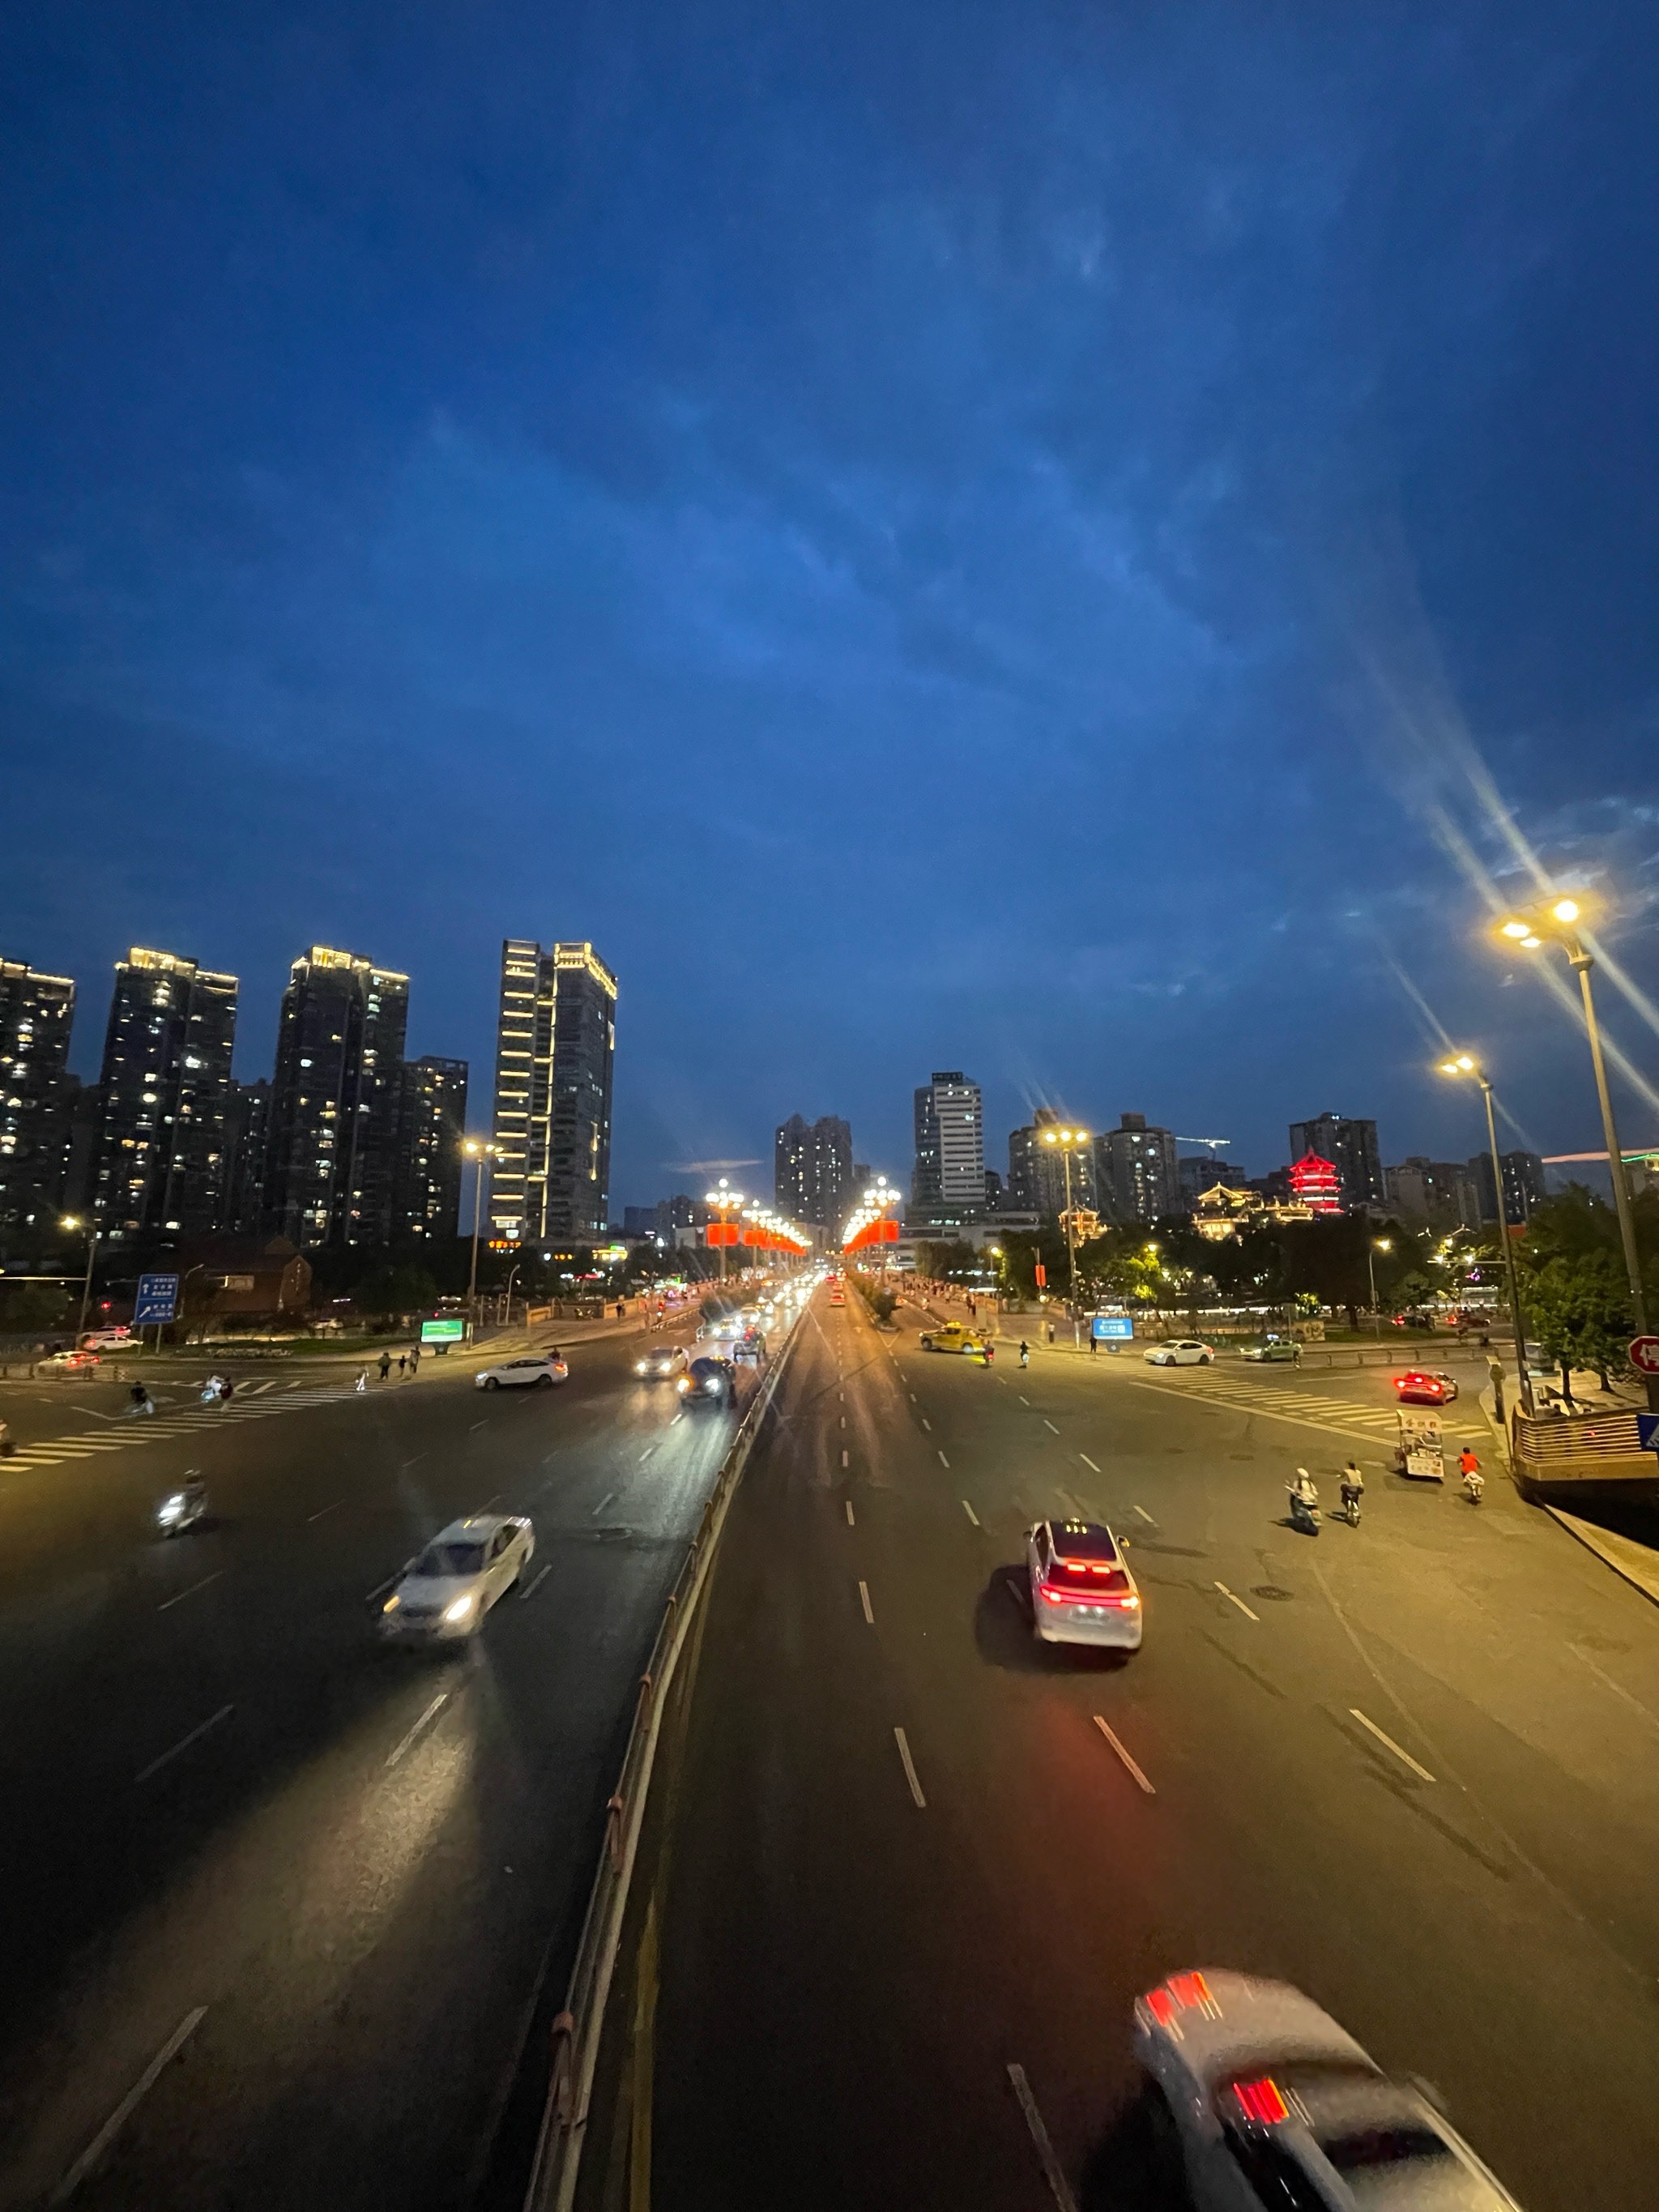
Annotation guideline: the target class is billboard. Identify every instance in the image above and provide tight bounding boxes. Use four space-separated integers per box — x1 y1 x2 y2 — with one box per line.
1091 1313 1134 1341
420 1317 467 1343
133 1272 180 1325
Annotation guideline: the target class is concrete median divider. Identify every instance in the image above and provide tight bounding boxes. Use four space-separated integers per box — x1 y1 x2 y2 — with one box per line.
522 1301 808 2212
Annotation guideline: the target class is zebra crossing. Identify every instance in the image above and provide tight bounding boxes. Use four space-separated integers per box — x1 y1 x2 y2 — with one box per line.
1 1379 373 1471
1124 1369 1484 1446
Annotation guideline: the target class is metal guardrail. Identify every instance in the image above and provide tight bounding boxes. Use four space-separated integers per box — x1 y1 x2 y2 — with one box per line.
522 1301 808 2211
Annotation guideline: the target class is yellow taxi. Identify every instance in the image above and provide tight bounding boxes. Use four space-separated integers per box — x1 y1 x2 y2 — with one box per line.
917 1320 987 1356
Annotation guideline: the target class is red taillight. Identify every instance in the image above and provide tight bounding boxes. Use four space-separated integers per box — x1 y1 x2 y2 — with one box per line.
1039 1583 1137 1607
1231 2077 1289 2127
1166 1971 1212 2011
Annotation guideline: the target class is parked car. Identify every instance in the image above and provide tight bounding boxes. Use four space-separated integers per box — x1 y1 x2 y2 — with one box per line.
1144 1340 1215 1368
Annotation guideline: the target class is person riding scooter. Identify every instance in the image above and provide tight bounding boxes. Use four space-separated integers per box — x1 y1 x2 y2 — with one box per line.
1287 1466 1320 1534
1339 1460 1365 1525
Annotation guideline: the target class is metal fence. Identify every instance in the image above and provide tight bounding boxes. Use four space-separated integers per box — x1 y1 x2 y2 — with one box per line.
522 1304 807 2210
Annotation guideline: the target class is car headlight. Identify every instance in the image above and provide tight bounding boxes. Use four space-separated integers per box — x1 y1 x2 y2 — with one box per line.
634 1361 648 1374
382 1595 400 1612
675 1377 689 1392
442 1594 476 1623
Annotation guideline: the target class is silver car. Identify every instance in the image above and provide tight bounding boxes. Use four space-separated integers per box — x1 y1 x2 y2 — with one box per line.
380 1514 535 1641
1133 1968 1523 2210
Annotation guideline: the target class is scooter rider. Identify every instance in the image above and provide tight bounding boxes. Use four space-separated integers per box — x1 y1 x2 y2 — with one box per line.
1287 1466 1320 1529
1339 1459 1364 1522
1018 1341 1030 1369
1460 1445 1485 1503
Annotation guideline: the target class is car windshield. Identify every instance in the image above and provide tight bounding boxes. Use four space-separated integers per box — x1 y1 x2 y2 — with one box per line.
689 1360 721 1379
413 1542 486 1578
1051 1523 1117 1559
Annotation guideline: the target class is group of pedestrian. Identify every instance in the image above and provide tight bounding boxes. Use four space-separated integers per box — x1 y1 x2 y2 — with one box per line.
358 1343 422 1392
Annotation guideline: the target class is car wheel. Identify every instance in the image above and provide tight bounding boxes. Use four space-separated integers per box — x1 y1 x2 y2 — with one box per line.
1201 1353 1213 1364
536 1373 554 1390
484 1376 500 1391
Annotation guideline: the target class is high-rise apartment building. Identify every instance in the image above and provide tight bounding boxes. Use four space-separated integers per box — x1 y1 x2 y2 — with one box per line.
1384 1157 1482 1231
489 941 616 1244
1287 1112 1384 1212
263 947 409 1247
0 956 76 1239
774 1112 855 1229
1473 1148 1546 1229
394 1055 468 1240
1008 1108 1098 1219
911 1071 985 1223
1179 1154 1237 1208
222 1079 271 1234
1097 1112 1182 1225
90 949 237 1241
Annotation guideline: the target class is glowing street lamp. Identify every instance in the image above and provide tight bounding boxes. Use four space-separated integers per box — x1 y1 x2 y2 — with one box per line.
1366 1236 1392 1339
1437 1055 1533 1416
704 1177 745 1282
1492 893 1653 1404
60 1215 100 1340
1039 1125 1091 1347
462 1138 502 1325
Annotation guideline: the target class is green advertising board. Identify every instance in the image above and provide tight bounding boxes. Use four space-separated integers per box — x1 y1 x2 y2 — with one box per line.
420 1317 467 1343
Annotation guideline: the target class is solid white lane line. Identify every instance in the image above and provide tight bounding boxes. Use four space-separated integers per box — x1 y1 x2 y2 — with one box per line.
893 1727 927 1809
1214 1582 1260 1622
841 1450 849 1468
859 1580 875 1625
386 1692 450 1769
845 1501 855 1526
639 1445 656 1463
937 1450 950 1469
54 2006 209 2201
1132 1505 1156 1525
134 1705 233 1785
1043 1418 1060 1435
962 1500 980 1527
519 1563 552 1602
157 1571 224 1613
1006 2062 1080 2212
1091 1715 1156 1796
1350 1708 1435 1783
306 1499 344 1523
1078 1453 1102 1474
592 1492 616 1516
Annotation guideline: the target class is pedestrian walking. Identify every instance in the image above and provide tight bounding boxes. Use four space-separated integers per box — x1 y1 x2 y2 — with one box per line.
410 1343 420 1373
1089 1331 1098 1357
397 1353 407 1377
378 1350 391 1381
1046 1322 1056 1345
355 1367 368 1394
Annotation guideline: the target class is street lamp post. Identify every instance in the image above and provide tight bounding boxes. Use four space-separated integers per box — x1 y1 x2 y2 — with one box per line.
61 1217 99 1341
1495 895 1656 1411
1367 1238 1392 1338
463 1139 501 1331
1039 1126 1091 1349
1439 1056 1533 1418
704 1179 744 1285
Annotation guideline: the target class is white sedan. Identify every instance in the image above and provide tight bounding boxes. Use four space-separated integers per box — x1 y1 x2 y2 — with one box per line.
475 1352 569 1391
380 1514 535 1641
1144 1339 1215 1367
1133 1968 1523 2210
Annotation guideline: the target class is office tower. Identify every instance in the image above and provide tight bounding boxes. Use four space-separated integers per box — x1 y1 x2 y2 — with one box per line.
0 955 76 1238
489 940 616 1243
1287 1112 1384 1212
394 1056 468 1239
774 1112 855 1228
1384 1157 1482 1231
90 948 237 1241
222 1079 271 1233
911 1071 984 1222
1008 1107 1098 1219
1473 1148 1546 1229
1097 1112 1182 1225
264 947 409 1246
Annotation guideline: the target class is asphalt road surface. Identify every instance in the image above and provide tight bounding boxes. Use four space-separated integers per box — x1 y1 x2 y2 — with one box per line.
612 1287 1659 2212
0 1320 750 2210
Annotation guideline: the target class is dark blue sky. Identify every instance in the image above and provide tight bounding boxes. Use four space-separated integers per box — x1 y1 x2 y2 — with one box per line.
4 1 1657 1207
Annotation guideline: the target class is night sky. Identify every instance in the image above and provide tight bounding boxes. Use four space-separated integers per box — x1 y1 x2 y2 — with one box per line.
3 2 1657 1208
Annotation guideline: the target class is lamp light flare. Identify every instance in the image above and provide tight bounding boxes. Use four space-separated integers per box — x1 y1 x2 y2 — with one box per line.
1552 899 1580 925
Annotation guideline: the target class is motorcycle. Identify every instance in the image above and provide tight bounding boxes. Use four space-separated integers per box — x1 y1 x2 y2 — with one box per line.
156 1482 207 1538
1462 1468 1485 1505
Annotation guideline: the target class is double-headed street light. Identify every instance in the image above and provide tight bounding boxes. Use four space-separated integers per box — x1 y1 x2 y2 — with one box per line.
1438 1056 1533 1417
1494 893 1655 1409
1367 1237 1392 1338
1039 1125 1091 1348
705 1178 744 1283
60 1215 100 1341
462 1138 502 1326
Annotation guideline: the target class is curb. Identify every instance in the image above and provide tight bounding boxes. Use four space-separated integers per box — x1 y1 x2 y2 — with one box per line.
1542 1505 1659 1611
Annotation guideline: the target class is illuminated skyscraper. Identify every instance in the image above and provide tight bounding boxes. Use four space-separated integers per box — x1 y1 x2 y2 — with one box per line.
264 947 408 1246
489 941 616 1243
394 1055 469 1239
90 949 237 1241
911 1071 984 1223
0 955 76 1237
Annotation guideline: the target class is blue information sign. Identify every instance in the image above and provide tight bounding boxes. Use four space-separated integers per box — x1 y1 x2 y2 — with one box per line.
134 1272 179 1325
1638 1413 1659 1456
1091 1313 1134 1341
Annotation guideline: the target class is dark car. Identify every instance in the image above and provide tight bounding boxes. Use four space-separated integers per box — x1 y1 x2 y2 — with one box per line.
677 1356 735 1407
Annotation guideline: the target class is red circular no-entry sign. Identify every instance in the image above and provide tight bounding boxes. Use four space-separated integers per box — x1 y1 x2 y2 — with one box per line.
1630 1336 1659 1376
